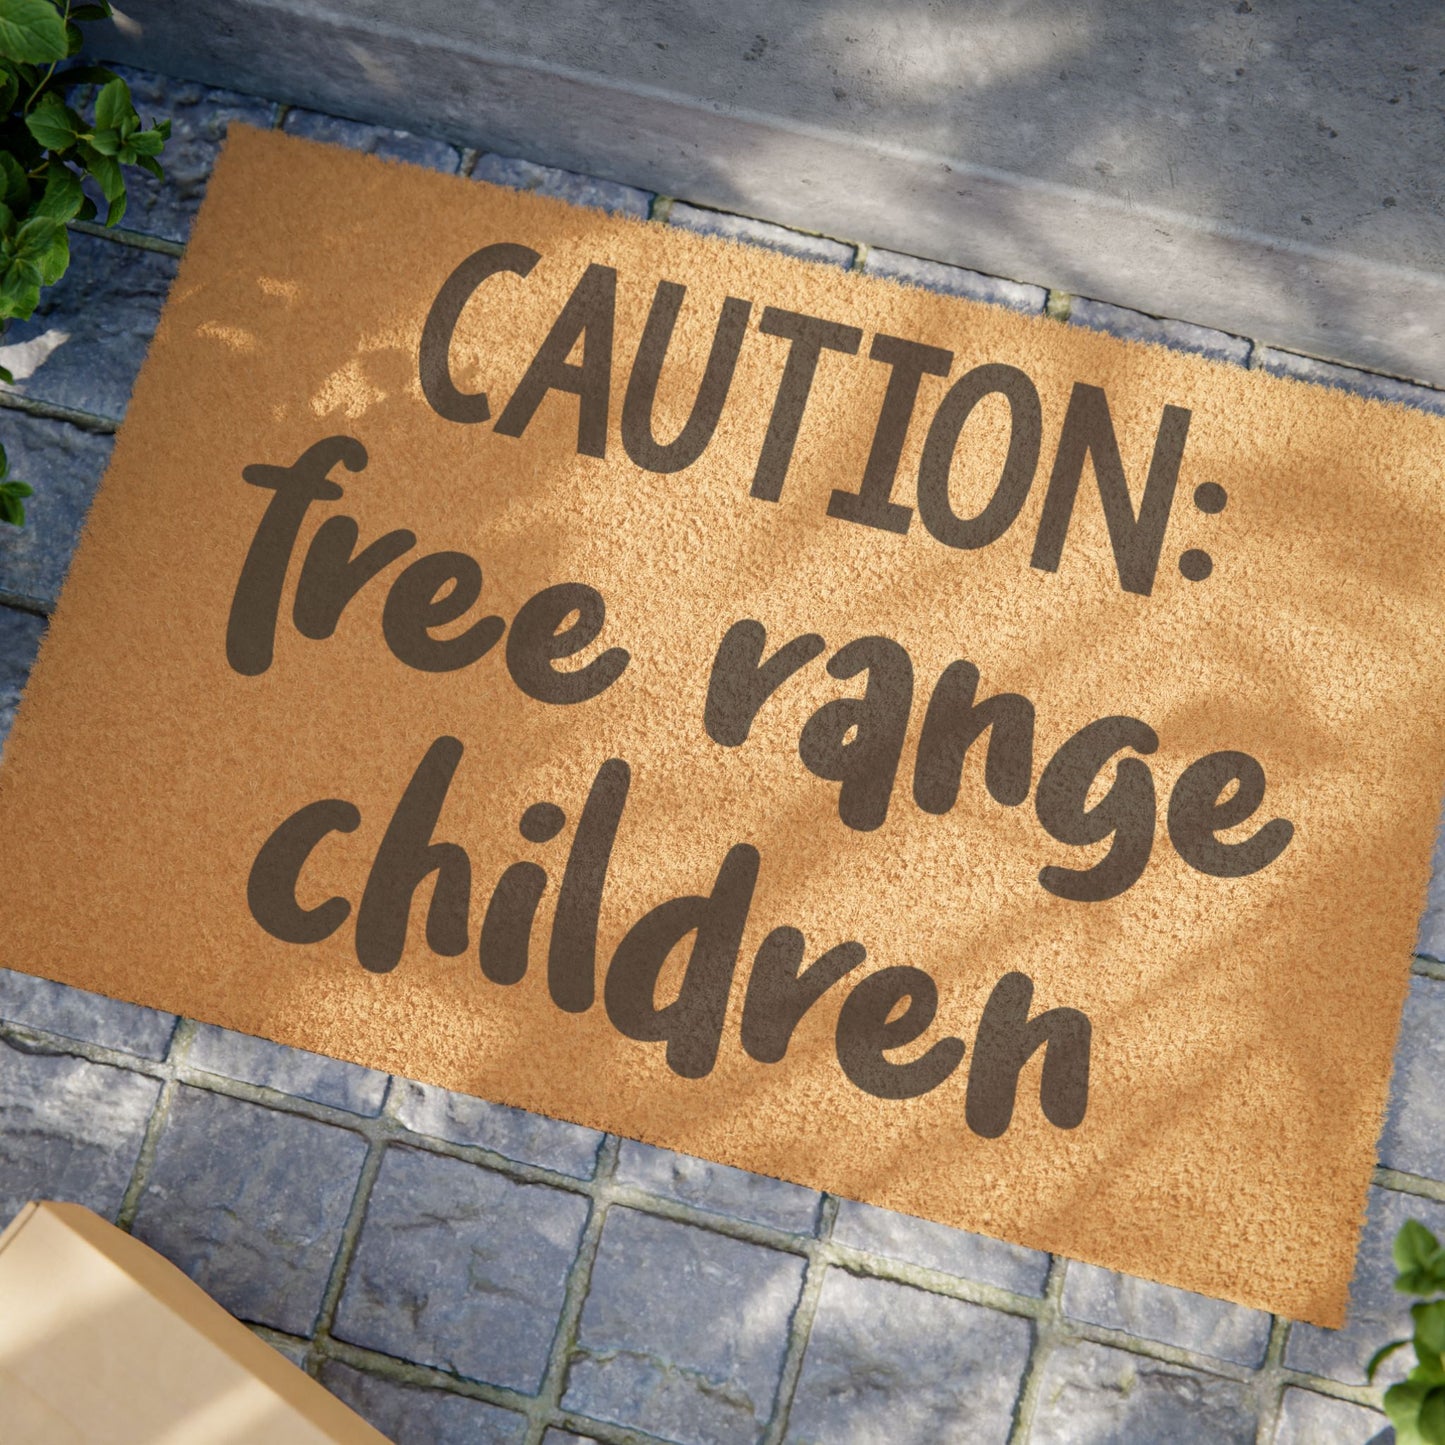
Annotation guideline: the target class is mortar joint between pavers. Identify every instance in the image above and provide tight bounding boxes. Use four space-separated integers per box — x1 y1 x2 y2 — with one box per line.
1249 1313 1295 1445
0 1018 161 1071
306 1131 390 1358
1412 954 1445 982
817 1237 1044 1322
1374 1165 1445 1203
114 1018 197 1229
0 591 51 620
758 1195 840 1445
1004 1255 1064 1443
0 385 118 435
66 217 185 258
310 1334 540 1416
601 1181 815 1259
1273 1365 1387 1412
518 1133 623 1445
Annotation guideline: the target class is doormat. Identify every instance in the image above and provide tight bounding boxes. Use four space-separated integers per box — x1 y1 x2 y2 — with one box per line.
3 126 1442 1327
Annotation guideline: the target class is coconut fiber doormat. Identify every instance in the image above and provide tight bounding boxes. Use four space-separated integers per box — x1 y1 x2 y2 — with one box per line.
3 126 1443 1327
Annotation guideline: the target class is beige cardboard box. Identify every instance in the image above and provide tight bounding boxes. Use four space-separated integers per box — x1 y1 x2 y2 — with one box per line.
0 1201 389 1444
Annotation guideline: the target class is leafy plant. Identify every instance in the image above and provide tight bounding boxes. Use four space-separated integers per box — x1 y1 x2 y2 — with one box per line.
1367 1220 1445 1444
0 0 170 522
0 440 29 523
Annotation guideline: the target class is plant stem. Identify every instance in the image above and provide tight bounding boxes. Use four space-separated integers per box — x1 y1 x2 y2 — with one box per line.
24 0 74 113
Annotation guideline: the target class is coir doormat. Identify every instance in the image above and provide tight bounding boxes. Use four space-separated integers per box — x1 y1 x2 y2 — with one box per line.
3 126 1443 1327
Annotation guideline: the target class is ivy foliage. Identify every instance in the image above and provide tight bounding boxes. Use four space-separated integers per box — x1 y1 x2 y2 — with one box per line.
1368 1220 1445 1444
0 0 170 524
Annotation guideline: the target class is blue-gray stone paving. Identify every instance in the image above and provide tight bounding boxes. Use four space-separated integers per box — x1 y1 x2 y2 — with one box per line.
0 412 112 612
0 230 178 422
564 1208 805 1445
1 60 1440 1443
335 1145 590 1394
128 1084 369 1336
786 1270 1033 1445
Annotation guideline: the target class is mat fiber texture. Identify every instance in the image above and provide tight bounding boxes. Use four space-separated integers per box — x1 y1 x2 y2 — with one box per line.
4 126 1443 1326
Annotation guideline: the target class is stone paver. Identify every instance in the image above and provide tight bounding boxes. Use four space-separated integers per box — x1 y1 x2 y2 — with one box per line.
668 202 854 267
862 247 1046 313
1068 296 1252 366
473 152 652 217
0 1036 160 1224
831 1197 1050 1296
0 413 112 612
80 65 277 242
0 968 176 1059
564 1207 805 1445
1378 975 1445 1181
1061 1260 1272 1367
1272 1387 1391 1445
283 108 462 172
614 1140 819 1233
0 232 177 422
1285 1184 1445 1387
129 1085 367 1334
1028 1340 1258 1444
0 604 45 749
335 1144 589 1392
389 1078 602 1176
319 1361 527 1444
188 1023 388 1115
1256 347 1445 415
787 1270 1032 1445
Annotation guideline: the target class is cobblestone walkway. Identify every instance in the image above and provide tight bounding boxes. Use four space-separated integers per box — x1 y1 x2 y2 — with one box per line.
2 65 1442 1445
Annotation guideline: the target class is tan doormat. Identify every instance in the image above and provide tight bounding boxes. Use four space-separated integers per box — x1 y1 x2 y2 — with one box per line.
2 126 1441 1327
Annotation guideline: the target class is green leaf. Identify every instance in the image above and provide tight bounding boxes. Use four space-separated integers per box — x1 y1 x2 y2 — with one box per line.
103 187 124 227
0 491 24 526
0 200 15 237
93 76 130 131
1387 1379 1431 1434
0 0 69 65
33 162 81 221
1418 1303 1445 1358
75 191 96 221
71 3 113 20
1422 1387 1445 1445
0 63 18 112
82 146 122 200
0 150 28 209
64 19 82 57
0 479 32 499
87 125 120 155
25 91 80 151
1398 1223 1443 1275
1369 1337 1414 1383
14 213 60 263
34 221 64 283
128 126 164 156
135 153 161 180
0 441 8 474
